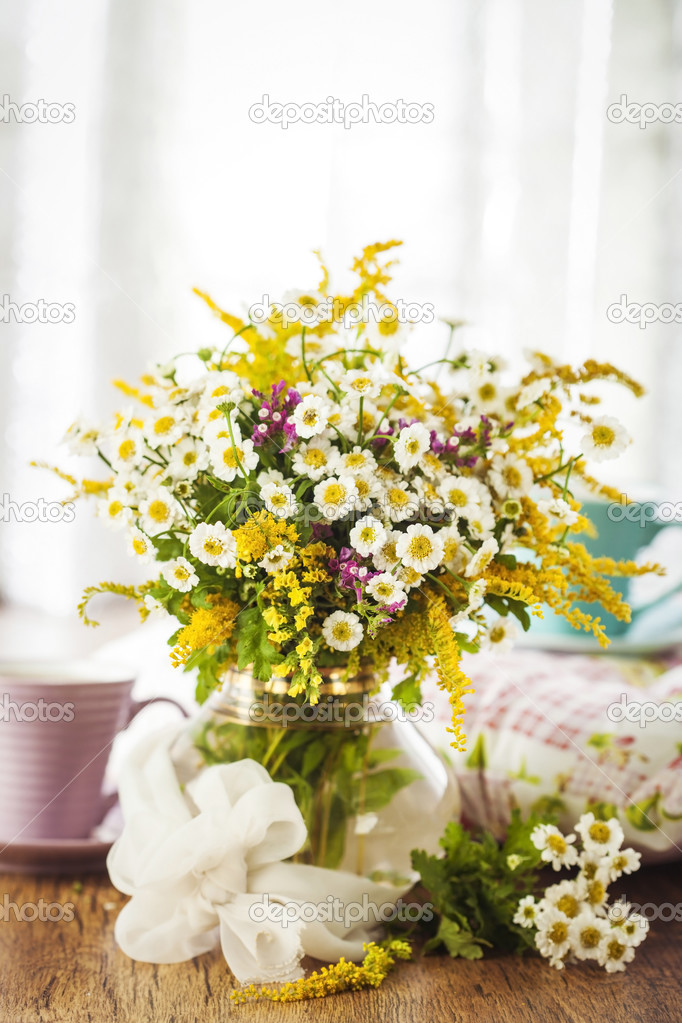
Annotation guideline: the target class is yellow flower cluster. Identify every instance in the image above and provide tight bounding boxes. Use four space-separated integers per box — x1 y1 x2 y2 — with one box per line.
170 597 241 667
230 939 412 1004
424 592 475 752
232 512 298 564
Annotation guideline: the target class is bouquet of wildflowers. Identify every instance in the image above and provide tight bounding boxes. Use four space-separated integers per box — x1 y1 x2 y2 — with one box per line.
51 241 655 750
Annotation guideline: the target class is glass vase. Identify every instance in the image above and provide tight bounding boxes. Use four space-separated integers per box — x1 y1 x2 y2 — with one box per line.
171 667 459 884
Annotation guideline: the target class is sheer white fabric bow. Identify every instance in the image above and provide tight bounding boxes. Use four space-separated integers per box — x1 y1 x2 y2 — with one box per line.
107 725 408 984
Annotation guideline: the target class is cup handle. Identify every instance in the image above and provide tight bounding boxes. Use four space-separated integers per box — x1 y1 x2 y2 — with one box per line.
126 695 190 725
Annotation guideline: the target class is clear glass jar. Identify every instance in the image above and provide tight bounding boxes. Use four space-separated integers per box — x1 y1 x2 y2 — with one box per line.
171 668 459 884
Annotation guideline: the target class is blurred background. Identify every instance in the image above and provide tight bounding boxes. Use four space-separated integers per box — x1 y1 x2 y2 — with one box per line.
1 0 681 634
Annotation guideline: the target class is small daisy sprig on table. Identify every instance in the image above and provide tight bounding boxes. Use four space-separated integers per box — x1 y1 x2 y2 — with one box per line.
515 813 648 972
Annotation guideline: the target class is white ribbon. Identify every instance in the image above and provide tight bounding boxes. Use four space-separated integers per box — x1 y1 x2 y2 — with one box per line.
107 724 410 985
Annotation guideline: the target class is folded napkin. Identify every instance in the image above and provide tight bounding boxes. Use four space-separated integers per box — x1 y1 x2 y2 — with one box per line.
107 724 410 984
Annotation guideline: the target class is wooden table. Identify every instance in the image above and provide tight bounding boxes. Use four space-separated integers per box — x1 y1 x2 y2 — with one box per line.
0 864 680 1022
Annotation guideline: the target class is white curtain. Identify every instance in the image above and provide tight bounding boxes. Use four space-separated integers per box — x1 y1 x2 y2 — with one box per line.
1 0 680 612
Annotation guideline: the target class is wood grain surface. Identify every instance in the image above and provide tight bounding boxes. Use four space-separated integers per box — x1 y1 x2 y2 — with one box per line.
0 864 680 1022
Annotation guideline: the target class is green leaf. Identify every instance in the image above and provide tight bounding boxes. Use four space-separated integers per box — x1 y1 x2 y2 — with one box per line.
359 768 423 814
506 598 531 632
391 673 422 710
151 536 185 560
465 733 487 770
424 918 488 959
236 606 282 682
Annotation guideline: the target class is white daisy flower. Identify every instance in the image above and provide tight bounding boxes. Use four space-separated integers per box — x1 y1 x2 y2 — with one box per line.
468 579 487 612
516 378 551 409
292 394 331 439
138 488 182 536
464 537 499 578
577 874 610 911
142 594 168 618
420 449 446 480
577 851 610 887
260 481 298 519
537 496 579 525
600 848 641 883
365 573 407 606
439 524 466 571
395 524 444 573
313 475 359 521
188 521 237 568
199 371 242 409
126 527 154 563
438 475 490 522
536 880 582 921
361 304 410 355
489 454 533 498
349 515 387 557
96 489 134 531
569 911 610 961
63 418 100 457
109 429 144 471
581 416 629 462
534 907 572 968
467 508 497 540
394 422 431 472
337 446 377 475
575 814 624 858
372 530 402 571
258 544 294 574
470 374 507 415
382 481 418 522
351 471 383 511
322 610 364 651
144 407 186 450
325 403 357 435
513 895 539 929
257 468 286 487
597 935 636 972
607 903 649 947
531 824 579 871
210 432 259 483
398 565 424 591
342 368 382 402
168 438 209 480
481 618 518 653
162 556 199 592
291 438 339 481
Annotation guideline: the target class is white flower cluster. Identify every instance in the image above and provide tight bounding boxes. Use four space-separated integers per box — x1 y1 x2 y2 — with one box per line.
514 813 647 972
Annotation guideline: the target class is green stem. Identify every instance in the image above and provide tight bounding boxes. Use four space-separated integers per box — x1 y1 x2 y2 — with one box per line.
300 327 313 383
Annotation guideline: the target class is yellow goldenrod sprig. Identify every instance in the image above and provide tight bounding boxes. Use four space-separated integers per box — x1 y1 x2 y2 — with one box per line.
230 939 412 1004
